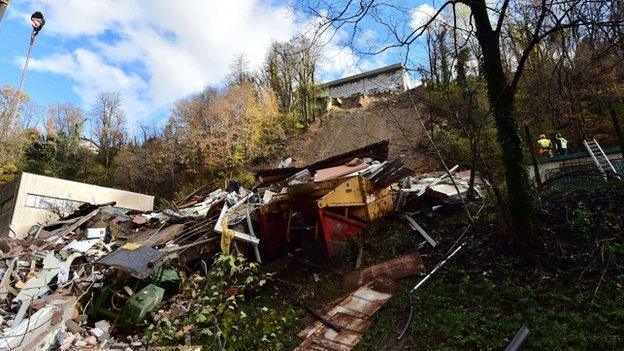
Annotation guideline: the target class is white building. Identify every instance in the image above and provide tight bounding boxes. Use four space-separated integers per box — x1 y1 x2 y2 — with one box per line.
78 138 99 154
319 63 411 99
0 173 154 238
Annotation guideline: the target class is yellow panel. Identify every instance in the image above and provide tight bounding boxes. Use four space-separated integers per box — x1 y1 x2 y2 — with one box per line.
319 176 398 221
350 189 396 221
318 176 377 208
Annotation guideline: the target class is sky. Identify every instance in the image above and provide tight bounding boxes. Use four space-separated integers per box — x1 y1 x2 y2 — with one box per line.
0 0 436 131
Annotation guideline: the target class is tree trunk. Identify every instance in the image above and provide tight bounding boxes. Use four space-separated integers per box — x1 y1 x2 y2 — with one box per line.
524 125 542 190
609 106 624 155
468 0 542 249
468 147 477 200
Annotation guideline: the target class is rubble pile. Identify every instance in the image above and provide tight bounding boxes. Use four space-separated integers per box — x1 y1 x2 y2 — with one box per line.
0 140 482 350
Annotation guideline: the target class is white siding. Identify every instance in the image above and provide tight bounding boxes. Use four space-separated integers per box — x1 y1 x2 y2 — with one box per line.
326 69 409 98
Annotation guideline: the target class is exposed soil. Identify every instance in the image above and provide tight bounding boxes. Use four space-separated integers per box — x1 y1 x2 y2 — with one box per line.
279 90 438 173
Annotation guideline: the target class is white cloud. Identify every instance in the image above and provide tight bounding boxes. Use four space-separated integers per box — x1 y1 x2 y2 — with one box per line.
16 0 299 122
15 0 395 124
25 49 148 119
42 0 139 37
410 4 437 29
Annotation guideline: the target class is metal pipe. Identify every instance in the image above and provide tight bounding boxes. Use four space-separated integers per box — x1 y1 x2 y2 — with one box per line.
504 327 530 351
396 242 467 340
305 306 342 332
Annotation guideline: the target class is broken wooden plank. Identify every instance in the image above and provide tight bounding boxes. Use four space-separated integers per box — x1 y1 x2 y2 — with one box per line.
341 252 425 293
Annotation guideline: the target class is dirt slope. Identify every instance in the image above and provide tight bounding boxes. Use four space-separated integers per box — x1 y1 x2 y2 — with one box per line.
280 90 438 173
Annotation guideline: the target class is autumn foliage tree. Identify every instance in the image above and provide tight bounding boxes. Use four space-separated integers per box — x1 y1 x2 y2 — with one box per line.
168 83 284 184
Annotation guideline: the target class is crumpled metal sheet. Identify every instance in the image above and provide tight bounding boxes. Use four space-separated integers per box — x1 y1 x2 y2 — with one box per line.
293 277 402 351
314 158 369 182
97 245 166 279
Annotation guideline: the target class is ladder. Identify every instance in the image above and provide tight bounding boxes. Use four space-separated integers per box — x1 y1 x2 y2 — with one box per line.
583 138 617 179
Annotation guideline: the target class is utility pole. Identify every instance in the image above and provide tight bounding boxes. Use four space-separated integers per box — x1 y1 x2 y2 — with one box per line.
0 1 9 25
1 11 45 141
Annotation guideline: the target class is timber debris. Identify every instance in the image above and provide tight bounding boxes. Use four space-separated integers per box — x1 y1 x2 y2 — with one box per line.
0 140 482 350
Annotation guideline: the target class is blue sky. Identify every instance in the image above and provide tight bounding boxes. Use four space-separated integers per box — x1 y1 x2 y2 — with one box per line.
0 6 77 106
0 0 434 131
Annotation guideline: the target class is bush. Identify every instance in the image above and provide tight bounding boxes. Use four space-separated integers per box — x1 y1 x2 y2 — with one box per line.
147 254 296 350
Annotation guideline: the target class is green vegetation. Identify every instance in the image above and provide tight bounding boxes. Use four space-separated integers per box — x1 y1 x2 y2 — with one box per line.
147 254 300 350
167 184 623 350
361 185 624 350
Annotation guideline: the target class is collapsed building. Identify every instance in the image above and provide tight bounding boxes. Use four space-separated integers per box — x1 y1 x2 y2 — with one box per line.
0 140 482 350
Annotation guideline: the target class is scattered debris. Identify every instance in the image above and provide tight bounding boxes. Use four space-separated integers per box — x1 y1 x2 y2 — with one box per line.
342 252 425 292
0 141 482 349
403 214 438 248
294 277 403 351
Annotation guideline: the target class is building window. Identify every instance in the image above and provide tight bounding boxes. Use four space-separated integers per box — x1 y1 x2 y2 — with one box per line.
25 194 84 215
0 196 14 215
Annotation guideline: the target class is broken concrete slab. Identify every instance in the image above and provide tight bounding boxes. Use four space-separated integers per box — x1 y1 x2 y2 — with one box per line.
13 252 80 325
0 296 76 351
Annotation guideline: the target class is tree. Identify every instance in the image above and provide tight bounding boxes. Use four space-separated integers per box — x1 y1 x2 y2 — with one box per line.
112 130 184 201
48 103 85 138
0 86 36 141
0 87 39 185
264 36 322 129
167 83 283 183
91 92 127 182
265 40 297 112
226 55 256 87
298 0 624 249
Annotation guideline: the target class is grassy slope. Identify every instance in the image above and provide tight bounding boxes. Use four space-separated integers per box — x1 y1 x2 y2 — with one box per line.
251 183 624 351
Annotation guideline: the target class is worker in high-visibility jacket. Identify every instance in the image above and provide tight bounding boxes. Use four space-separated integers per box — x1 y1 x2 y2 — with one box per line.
537 134 552 157
555 133 568 155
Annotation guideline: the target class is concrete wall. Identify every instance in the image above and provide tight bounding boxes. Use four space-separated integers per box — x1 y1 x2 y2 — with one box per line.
4 173 154 238
0 175 21 237
326 69 409 98
528 151 623 182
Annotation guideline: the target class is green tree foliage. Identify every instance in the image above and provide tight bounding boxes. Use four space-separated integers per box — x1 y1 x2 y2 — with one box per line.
23 103 101 182
265 36 326 130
